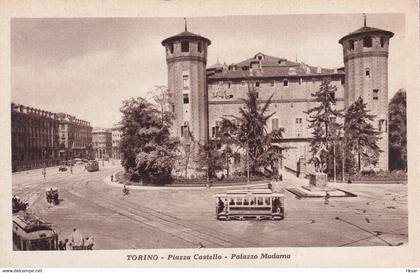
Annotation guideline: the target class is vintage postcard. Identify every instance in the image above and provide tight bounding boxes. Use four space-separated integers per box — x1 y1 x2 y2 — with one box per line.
0 0 419 268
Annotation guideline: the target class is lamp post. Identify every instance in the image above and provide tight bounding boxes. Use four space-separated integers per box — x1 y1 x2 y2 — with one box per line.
333 138 336 183
341 128 345 183
246 141 250 184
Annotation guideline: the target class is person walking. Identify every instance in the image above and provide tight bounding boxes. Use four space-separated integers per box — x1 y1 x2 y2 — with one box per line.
71 228 83 250
86 236 94 250
324 192 331 205
64 239 71 250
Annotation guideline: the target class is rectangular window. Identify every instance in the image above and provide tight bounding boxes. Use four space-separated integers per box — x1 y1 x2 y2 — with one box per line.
181 41 189 52
228 82 231 88
183 94 189 104
167 43 174 54
341 77 345 85
255 82 260 87
365 69 370 78
198 42 202 53
380 37 386 47
379 119 387 132
241 80 246 86
172 104 175 113
295 118 303 137
272 118 279 130
349 40 355 50
283 79 288 87
363 36 372 48
183 75 189 89
373 89 379 100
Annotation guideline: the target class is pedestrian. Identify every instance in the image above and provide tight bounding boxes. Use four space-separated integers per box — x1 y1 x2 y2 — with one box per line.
58 240 64 250
111 174 114 182
64 238 71 250
70 165 73 174
324 192 331 205
71 228 83 250
86 236 94 250
42 168 46 180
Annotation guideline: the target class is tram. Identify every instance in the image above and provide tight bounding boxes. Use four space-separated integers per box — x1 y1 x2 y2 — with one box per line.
214 189 285 221
85 160 99 172
13 213 58 251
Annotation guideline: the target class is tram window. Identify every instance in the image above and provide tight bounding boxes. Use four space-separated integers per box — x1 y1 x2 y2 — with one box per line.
264 197 270 205
243 198 249 205
229 198 235 205
250 197 256 205
257 197 263 205
23 240 28 250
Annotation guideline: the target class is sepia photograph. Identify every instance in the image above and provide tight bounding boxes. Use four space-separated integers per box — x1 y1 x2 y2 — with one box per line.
1 0 419 269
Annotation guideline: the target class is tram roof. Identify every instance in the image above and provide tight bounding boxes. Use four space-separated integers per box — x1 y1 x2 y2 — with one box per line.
215 189 284 196
13 214 54 234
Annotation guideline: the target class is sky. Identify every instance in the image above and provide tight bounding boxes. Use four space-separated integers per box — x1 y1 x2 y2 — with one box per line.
11 14 405 128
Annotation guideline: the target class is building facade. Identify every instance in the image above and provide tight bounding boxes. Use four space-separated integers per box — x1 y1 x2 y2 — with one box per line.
339 24 393 171
11 103 60 172
56 113 92 160
207 54 345 175
111 125 122 160
92 127 112 160
162 20 393 175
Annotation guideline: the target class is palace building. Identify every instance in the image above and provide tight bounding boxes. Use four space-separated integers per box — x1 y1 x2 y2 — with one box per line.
162 19 393 176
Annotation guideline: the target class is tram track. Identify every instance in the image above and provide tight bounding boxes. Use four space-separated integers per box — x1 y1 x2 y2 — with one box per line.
64 180 229 248
85 180 264 247
65 178 261 248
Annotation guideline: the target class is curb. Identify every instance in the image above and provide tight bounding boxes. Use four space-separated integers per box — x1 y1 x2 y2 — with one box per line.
103 173 269 190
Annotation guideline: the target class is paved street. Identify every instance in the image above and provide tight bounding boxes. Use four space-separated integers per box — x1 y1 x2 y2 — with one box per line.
12 163 408 249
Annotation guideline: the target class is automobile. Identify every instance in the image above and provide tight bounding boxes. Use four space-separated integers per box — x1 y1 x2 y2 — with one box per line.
58 166 67 172
85 160 99 172
45 188 59 205
62 160 74 166
12 196 29 214
74 158 84 164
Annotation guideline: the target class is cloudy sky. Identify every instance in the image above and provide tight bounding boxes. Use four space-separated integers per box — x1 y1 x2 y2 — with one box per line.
11 14 405 128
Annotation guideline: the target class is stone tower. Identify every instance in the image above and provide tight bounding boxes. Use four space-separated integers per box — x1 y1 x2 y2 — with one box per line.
339 16 394 170
161 20 211 148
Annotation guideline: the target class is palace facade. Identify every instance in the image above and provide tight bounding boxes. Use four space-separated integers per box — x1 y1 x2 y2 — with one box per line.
162 20 392 175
